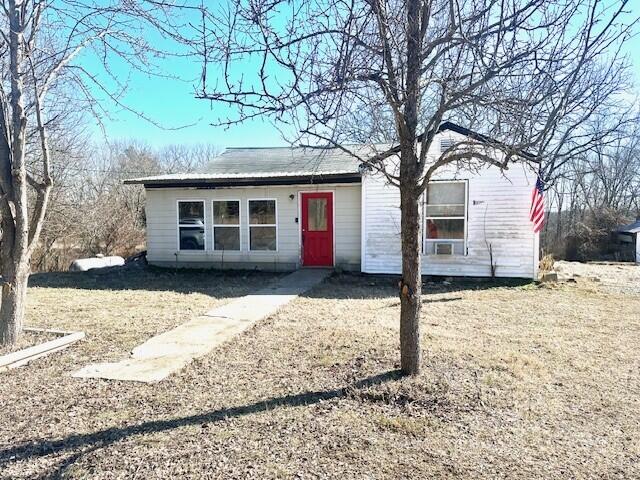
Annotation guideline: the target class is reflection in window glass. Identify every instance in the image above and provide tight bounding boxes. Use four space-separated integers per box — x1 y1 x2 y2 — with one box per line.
427 183 465 205
308 198 327 231
214 227 240 250
249 200 277 251
425 204 465 217
178 201 205 250
179 201 204 223
179 226 205 250
426 219 465 240
213 201 240 225
249 200 276 224
250 226 277 251
212 200 240 251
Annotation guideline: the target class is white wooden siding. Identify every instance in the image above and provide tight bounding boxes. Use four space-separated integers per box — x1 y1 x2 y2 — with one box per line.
362 155 538 279
145 184 361 270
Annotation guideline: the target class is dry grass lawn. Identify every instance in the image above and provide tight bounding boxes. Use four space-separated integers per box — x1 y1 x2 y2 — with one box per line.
0 265 639 479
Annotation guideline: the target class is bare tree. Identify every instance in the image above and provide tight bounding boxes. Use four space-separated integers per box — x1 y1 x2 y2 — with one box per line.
198 0 635 374
0 0 199 345
544 113 640 259
32 140 219 272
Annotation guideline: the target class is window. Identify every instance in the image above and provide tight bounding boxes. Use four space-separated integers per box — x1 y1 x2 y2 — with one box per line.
178 201 205 250
213 200 240 250
308 198 328 231
618 233 633 244
248 199 277 251
424 182 466 255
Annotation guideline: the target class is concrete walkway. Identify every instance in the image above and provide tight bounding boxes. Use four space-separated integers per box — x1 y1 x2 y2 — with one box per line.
72 269 331 383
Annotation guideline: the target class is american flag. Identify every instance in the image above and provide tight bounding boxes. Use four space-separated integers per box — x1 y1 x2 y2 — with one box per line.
529 176 545 233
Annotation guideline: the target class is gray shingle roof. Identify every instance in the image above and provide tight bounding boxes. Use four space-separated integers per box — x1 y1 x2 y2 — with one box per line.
204 146 364 176
124 146 375 185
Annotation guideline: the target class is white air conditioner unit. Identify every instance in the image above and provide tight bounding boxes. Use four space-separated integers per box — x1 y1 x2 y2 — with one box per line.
435 242 453 255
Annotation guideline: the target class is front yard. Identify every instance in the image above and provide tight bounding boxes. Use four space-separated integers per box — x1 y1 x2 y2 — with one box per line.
1 266 639 478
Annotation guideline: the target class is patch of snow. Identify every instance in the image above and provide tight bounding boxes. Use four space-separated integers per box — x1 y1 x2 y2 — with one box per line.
69 256 125 272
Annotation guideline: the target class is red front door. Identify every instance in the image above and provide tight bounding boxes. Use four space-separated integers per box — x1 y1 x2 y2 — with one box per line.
301 192 333 266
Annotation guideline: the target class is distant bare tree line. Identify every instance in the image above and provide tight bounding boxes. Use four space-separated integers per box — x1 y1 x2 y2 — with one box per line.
543 116 640 261
32 141 218 272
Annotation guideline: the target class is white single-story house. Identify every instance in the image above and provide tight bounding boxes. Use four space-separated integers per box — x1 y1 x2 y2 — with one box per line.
126 123 540 279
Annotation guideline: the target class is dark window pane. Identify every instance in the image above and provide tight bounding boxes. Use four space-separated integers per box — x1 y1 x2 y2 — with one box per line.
250 226 276 251
179 226 205 250
427 183 465 205
179 201 204 224
213 201 240 225
308 198 327 231
249 200 276 224
214 227 240 250
426 219 464 240
618 233 633 244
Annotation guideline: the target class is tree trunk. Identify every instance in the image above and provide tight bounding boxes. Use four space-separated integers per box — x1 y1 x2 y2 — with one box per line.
0 259 29 345
0 0 33 347
399 158 422 375
397 0 423 375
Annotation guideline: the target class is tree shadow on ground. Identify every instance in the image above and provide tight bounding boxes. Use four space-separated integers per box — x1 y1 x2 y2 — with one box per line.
27 266 532 300
301 272 533 301
28 265 283 295
0 370 402 478
383 297 464 308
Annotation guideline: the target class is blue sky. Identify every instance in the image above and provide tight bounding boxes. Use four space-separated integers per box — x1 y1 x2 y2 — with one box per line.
86 10 640 150
83 48 287 148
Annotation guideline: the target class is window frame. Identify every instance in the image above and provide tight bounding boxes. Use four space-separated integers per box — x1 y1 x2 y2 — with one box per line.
212 199 241 251
423 180 468 256
247 198 278 252
176 199 206 252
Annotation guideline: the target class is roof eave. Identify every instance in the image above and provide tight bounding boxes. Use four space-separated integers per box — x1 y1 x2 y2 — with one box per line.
438 121 538 161
124 172 362 188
